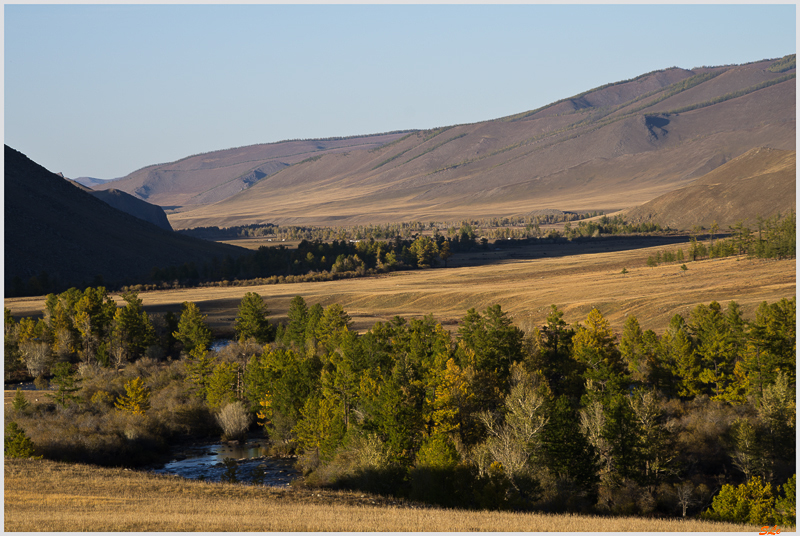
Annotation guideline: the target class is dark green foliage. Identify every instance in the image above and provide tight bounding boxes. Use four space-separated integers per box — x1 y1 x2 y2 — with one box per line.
284 296 309 348
768 54 796 73
4 421 39 458
542 395 600 505
11 388 29 411
111 291 156 363
234 292 274 344
48 362 81 407
6 295 796 519
173 302 212 355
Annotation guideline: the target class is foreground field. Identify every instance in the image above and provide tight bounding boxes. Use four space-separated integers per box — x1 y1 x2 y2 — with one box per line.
5 239 794 336
4 458 763 532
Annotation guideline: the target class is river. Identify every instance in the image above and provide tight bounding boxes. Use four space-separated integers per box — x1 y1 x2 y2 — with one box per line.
148 437 301 486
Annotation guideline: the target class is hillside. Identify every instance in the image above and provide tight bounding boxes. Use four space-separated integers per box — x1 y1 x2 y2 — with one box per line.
624 147 796 229
68 179 173 231
98 56 797 230
73 176 109 188
93 132 412 209
4 145 247 296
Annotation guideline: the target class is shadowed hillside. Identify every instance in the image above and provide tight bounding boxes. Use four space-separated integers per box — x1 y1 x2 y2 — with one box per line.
133 56 795 229
624 147 796 230
4 145 247 296
68 179 173 231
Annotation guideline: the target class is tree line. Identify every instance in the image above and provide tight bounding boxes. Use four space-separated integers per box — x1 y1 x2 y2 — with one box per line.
4 287 795 523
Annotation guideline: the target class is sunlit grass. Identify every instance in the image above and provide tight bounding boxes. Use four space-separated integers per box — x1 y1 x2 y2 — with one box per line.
5 458 766 532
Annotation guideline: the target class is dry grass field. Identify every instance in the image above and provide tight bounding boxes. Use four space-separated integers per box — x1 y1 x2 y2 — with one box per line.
5 239 794 338
4 458 766 532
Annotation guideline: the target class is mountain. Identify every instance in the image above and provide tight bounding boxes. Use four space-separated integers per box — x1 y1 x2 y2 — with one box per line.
73 176 110 188
94 56 795 230
624 147 796 230
92 132 413 210
4 145 247 296
66 180 174 231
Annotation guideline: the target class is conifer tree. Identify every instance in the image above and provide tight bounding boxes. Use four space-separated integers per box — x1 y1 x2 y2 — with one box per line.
234 292 273 344
173 301 212 355
115 376 151 415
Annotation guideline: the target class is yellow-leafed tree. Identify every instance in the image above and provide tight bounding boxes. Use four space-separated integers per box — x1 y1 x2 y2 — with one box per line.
115 376 151 415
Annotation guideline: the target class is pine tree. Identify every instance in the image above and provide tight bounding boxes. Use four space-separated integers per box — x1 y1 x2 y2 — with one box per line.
234 292 273 344
5 421 40 458
11 388 29 411
284 296 309 348
48 362 80 407
173 302 212 354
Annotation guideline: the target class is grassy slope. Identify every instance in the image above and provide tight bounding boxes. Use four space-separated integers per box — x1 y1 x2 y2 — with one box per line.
166 61 795 229
4 458 761 532
625 147 796 229
5 238 795 338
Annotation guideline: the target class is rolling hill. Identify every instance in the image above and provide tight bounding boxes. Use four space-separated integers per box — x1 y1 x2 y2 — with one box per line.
93 132 413 210
88 56 795 230
4 145 247 296
624 147 796 230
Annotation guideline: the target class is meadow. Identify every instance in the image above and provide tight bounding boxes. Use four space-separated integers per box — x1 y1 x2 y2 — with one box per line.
4 458 765 532
6 237 794 337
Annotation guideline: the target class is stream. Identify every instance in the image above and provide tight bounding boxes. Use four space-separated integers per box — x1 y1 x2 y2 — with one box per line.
148 438 301 486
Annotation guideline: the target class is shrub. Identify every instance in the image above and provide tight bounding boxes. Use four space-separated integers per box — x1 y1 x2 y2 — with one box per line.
702 475 776 525
216 401 251 441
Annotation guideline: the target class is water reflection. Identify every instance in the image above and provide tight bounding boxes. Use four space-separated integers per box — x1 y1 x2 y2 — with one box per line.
150 438 301 487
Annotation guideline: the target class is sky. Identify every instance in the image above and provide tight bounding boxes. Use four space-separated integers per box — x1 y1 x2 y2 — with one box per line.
4 3 796 180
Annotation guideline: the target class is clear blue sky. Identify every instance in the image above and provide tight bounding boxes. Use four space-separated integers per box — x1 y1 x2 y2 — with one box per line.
5 4 796 179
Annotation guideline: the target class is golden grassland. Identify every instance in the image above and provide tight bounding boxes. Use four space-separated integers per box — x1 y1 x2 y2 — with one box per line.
6 239 794 338
4 458 767 532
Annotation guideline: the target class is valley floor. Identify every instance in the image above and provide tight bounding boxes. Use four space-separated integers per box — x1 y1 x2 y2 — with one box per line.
5 458 762 532
6 238 795 337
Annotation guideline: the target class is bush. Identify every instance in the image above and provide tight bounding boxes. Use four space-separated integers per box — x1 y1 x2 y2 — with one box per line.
216 401 252 441
702 475 776 525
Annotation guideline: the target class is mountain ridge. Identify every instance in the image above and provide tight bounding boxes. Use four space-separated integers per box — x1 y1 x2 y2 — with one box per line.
91 56 794 229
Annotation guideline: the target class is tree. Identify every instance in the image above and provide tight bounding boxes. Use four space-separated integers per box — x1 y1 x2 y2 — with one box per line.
774 474 796 526
572 308 627 402
315 304 352 355
620 315 645 377
11 388 29 412
543 395 600 505
206 361 240 409
409 235 439 267
173 302 213 355
675 482 695 517
48 362 81 407
19 340 52 379
185 346 217 397
5 422 40 459
115 376 151 415
110 291 156 364
284 296 309 348
439 240 453 267
234 292 273 344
